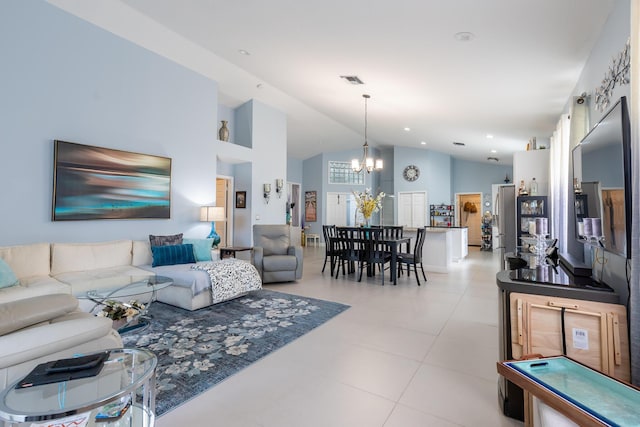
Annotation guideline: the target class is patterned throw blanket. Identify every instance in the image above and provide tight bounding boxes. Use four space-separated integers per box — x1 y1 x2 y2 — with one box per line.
191 258 262 304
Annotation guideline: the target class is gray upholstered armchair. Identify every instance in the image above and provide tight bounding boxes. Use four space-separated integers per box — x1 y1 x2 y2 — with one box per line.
252 224 303 283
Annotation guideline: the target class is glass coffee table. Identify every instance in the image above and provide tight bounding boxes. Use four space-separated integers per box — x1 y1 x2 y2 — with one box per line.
0 348 157 426
79 276 173 334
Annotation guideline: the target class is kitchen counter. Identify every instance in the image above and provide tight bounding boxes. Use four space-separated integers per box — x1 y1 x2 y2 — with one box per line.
423 227 468 272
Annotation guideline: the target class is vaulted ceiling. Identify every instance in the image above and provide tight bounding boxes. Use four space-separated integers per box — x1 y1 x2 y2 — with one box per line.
56 0 616 164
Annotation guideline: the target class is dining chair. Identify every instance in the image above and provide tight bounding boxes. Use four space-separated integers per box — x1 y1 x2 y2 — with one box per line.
382 225 405 264
383 225 404 239
397 227 427 285
334 227 365 278
321 225 340 275
358 228 391 285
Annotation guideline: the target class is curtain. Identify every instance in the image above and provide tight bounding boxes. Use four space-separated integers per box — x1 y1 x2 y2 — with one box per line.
549 114 571 252
629 0 639 385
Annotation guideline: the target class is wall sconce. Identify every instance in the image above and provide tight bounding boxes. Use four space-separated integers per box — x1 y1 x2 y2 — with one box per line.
199 206 226 247
275 179 284 198
263 183 271 203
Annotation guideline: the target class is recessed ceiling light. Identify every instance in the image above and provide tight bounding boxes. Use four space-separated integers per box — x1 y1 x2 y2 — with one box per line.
487 157 499 162
454 32 475 42
421 141 426 145
404 127 411 132
491 149 497 153
238 49 251 55
453 141 465 147
486 134 494 139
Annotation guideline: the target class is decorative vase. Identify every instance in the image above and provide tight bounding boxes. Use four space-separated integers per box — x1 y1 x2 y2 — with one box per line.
206 222 222 247
218 120 229 142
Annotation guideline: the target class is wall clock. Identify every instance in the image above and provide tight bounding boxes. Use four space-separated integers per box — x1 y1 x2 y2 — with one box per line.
403 165 420 182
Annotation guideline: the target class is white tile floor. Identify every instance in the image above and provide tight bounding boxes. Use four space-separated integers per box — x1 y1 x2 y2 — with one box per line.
156 246 524 427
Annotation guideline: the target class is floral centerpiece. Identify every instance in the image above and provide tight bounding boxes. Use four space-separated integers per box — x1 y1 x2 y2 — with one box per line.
353 188 385 226
97 300 145 325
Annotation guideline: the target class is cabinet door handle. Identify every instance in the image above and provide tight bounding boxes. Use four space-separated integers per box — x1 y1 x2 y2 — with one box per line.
612 313 622 366
548 301 579 310
517 298 523 346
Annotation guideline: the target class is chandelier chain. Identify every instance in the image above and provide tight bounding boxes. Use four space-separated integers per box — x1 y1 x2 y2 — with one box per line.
351 93 381 173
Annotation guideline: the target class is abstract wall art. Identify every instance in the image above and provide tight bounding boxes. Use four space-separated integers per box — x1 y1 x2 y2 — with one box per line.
52 140 172 220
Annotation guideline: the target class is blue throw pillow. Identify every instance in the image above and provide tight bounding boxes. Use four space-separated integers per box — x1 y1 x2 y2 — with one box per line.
151 244 196 267
183 238 214 262
0 259 19 288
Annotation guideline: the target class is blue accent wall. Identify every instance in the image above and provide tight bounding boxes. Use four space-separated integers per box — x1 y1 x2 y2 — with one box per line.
301 154 323 236
393 147 452 205
452 158 513 196
0 1 218 245
301 148 383 236
287 158 303 184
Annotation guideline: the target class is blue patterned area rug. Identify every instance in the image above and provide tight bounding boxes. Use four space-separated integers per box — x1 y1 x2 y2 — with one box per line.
122 289 349 416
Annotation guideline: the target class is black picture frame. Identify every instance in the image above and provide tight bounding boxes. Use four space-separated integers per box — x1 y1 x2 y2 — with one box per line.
235 191 246 209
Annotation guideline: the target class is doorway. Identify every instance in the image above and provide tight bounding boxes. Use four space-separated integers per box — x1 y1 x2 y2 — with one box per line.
215 177 233 247
288 182 302 245
456 193 482 246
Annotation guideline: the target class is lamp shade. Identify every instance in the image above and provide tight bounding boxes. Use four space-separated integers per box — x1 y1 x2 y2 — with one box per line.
200 206 225 222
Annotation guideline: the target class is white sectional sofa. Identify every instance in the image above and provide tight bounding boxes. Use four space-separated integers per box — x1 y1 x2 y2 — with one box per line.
0 293 122 390
0 239 261 311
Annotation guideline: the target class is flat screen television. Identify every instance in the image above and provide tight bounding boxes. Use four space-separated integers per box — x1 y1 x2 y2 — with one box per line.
571 96 631 259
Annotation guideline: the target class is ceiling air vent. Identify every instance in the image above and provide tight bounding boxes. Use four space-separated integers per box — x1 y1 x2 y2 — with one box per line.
340 75 364 85
487 157 499 162
453 141 465 146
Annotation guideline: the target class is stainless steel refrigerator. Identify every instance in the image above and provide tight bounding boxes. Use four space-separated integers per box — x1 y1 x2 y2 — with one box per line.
494 184 518 420
493 184 516 270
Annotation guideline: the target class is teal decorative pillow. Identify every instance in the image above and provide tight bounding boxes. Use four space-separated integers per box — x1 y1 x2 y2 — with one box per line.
151 244 196 267
183 238 214 262
0 259 19 289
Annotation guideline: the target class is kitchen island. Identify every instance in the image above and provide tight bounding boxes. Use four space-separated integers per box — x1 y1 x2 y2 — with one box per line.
423 226 468 272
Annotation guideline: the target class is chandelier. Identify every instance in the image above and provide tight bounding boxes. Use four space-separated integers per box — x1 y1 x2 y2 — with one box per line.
351 94 383 173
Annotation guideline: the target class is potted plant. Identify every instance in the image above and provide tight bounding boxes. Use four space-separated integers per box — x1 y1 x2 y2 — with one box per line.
96 300 145 329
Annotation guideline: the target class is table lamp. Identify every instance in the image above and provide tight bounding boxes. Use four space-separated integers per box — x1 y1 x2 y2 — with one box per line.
200 206 226 247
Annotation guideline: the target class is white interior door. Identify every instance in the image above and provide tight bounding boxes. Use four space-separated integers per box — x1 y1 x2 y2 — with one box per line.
398 191 427 227
326 192 349 226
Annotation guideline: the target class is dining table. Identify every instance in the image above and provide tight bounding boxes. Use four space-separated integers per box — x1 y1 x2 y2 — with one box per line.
334 226 411 285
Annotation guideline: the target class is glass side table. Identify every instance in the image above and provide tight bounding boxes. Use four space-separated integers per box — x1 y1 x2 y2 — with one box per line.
0 348 157 427
78 276 173 334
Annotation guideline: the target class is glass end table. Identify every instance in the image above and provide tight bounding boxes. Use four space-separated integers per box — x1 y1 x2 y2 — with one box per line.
0 348 157 426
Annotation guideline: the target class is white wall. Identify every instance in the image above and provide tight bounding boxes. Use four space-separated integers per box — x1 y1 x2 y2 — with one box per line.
250 100 288 227
513 150 551 196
